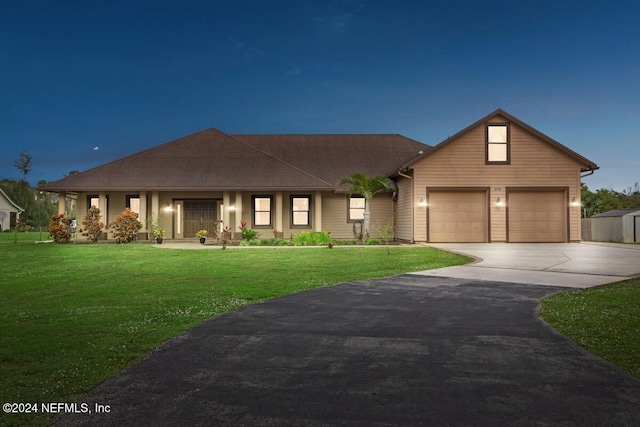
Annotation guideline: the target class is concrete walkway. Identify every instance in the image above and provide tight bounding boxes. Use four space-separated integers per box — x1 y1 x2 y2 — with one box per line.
55 275 640 426
413 242 640 288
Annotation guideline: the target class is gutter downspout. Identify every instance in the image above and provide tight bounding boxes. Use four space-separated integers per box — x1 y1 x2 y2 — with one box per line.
397 169 414 243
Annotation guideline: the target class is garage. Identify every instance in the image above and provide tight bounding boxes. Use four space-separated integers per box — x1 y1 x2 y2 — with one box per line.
428 189 488 242
508 190 567 242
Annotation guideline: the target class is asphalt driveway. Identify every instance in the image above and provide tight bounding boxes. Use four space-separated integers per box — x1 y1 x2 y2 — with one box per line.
55 274 640 426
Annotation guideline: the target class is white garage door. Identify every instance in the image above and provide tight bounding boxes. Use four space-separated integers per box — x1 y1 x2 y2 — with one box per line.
428 190 488 242
508 190 567 242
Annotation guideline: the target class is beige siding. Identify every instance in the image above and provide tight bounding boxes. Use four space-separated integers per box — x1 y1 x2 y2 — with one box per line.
395 176 413 241
412 117 584 242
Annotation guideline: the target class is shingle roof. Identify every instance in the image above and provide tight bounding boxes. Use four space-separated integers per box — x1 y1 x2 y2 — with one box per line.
38 128 430 192
592 208 640 218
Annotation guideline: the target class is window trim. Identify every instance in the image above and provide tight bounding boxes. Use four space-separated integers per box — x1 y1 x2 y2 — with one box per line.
347 195 366 223
252 195 273 228
290 195 312 228
485 123 510 164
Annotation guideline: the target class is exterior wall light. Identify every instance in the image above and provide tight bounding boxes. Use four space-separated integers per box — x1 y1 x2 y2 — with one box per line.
418 198 428 207
162 203 173 212
228 205 236 211
570 197 580 207
496 198 505 207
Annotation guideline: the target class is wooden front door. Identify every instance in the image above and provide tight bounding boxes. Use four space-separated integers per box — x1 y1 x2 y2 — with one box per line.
184 200 217 238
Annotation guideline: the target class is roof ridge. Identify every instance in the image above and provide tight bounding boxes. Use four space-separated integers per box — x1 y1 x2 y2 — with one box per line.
229 134 335 187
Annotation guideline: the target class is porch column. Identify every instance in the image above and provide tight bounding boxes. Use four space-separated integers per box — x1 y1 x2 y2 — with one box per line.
151 192 159 224
275 191 283 233
223 191 231 230
58 191 66 215
314 191 322 232
99 192 107 221
235 191 243 229
139 192 148 230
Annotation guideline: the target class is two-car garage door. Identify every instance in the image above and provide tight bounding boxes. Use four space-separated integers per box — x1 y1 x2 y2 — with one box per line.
427 188 567 243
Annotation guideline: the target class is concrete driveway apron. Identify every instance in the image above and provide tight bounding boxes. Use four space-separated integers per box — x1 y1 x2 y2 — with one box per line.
414 242 640 288
55 273 640 426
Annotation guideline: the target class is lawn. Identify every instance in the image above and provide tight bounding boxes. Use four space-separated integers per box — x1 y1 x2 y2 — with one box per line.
539 278 640 379
0 233 470 426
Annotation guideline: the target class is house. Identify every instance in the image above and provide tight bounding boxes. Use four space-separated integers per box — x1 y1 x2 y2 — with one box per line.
0 188 24 232
38 109 598 243
586 209 640 243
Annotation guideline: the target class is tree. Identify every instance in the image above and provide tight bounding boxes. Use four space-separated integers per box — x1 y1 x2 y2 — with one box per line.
340 172 397 239
14 151 32 180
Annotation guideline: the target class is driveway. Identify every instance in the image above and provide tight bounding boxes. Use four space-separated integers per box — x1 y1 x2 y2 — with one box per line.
55 275 640 426
415 242 640 288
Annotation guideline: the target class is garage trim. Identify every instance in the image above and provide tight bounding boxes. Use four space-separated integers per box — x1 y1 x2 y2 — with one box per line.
506 187 569 243
427 187 490 243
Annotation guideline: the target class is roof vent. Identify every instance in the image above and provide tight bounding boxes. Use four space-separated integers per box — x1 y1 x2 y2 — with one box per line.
418 150 424 155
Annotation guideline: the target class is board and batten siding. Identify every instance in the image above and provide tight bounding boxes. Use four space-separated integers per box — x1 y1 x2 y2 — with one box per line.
411 117 584 242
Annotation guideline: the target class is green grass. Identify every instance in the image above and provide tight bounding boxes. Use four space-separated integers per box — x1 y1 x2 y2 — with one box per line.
539 279 640 379
0 234 470 426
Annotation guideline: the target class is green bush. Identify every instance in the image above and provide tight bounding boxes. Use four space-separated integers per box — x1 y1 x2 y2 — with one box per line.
292 231 331 246
365 238 380 245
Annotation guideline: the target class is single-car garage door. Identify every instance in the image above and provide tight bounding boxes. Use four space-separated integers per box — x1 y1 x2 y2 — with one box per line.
428 190 488 242
508 190 567 242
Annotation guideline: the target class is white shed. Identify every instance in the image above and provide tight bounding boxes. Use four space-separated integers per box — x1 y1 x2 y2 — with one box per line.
0 188 24 232
590 208 640 243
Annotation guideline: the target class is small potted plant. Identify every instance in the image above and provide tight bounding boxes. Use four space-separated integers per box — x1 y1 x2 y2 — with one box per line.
153 228 165 244
195 229 208 244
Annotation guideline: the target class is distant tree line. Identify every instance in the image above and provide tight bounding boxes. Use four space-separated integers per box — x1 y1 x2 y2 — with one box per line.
581 182 640 218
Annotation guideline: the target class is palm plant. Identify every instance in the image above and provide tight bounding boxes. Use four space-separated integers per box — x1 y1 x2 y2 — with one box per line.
340 172 397 239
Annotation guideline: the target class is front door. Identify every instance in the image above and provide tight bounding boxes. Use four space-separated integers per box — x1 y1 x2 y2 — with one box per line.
184 200 217 238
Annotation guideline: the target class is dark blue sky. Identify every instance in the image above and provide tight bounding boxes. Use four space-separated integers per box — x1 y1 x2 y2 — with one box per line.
1 0 638 191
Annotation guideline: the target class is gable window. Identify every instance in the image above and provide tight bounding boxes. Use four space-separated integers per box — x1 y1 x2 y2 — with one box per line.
486 124 509 163
253 196 273 227
126 196 140 215
291 196 311 227
348 196 365 222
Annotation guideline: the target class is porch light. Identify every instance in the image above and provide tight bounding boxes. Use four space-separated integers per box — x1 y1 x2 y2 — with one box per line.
418 198 428 207
570 197 580 207
228 205 236 211
162 203 174 212
496 198 505 207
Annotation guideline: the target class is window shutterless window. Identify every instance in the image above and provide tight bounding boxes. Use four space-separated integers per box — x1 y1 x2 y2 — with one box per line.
126 196 140 215
252 196 273 227
486 124 509 163
348 196 365 221
291 196 311 227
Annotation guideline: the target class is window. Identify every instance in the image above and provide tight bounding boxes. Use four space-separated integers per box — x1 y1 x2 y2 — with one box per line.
348 196 365 221
126 196 140 215
253 196 272 227
291 196 311 227
486 124 509 163
88 195 99 210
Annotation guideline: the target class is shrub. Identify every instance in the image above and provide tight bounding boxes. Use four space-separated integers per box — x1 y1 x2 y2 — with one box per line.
81 206 105 243
365 238 380 245
292 231 331 246
239 220 259 241
110 208 143 243
48 213 71 243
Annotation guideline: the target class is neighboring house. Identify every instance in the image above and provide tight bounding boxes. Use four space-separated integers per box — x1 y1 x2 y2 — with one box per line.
586 209 640 243
38 109 598 243
0 188 24 231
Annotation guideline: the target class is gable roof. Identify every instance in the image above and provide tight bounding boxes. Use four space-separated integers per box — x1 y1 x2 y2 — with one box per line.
399 108 599 172
0 188 24 212
38 129 430 192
